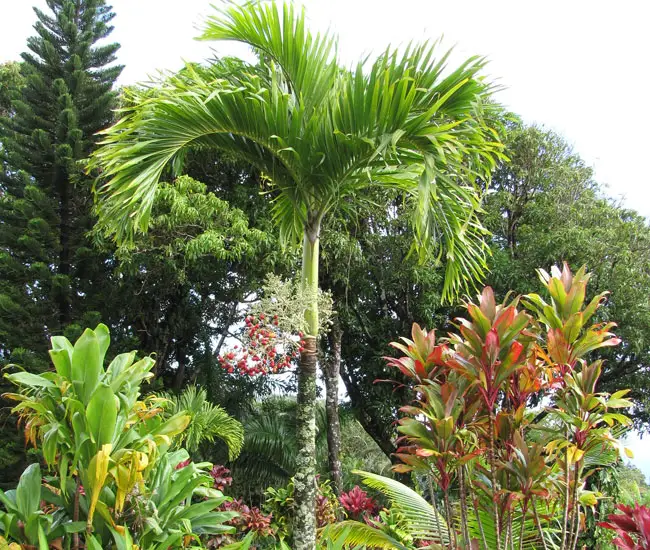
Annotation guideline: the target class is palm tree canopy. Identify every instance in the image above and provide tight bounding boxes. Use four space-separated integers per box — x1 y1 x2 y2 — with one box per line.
89 1 504 299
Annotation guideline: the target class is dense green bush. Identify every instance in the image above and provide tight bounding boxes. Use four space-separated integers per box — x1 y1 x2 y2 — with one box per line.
1 325 242 548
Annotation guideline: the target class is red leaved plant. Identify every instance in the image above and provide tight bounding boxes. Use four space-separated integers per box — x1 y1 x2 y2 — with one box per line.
598 503 650 550
339 486 377 519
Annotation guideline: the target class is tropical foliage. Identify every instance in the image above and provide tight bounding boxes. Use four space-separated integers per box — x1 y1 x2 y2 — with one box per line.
87 2 507 545
372 264 633 550
0 325 241 548
1 1 649 549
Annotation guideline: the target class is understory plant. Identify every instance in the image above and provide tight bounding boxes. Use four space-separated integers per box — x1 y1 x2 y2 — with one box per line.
1 324 243 548
378 264 633 550
598 503 650 549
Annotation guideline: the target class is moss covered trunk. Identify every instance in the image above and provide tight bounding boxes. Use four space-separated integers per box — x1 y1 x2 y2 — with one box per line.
293 223 320 550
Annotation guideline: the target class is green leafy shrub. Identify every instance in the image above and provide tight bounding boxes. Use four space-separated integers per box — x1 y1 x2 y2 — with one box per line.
1 324 241 548
330 264 634 550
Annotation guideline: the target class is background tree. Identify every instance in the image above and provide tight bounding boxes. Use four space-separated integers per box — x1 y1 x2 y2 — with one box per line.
484 121 650 427
323 120 650 465
0 62 24 118
89 3 503 547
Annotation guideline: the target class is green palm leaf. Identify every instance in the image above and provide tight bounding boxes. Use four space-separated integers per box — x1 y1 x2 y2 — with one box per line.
163 385 244 460
324 470 450 547
323 520 414 550
89 0 504 301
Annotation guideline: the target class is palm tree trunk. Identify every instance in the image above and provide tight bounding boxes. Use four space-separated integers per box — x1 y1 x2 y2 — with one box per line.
294 224 320 550
324 319 343 497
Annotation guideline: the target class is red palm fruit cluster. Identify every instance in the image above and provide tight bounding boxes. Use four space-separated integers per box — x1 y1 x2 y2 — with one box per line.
221 499 274 538
209 464 233 491
218 314 305 376
339 486 378 519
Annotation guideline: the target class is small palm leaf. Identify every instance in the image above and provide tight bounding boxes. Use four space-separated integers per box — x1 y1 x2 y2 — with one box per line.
164 385 244 460
322 521 413 550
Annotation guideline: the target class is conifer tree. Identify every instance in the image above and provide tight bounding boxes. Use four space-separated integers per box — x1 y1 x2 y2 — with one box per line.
0 0 122 369
0 0 121 481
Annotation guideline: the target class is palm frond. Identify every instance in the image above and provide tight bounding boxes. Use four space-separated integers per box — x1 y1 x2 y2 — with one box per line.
164 385 244 460
90 0 504 299
322 521 412 550
353 470 451 545
200 1 338 114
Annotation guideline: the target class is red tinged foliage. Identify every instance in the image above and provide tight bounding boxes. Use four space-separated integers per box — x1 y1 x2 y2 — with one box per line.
339 486 378 519
383 323 451 384
221 499 274 538
209 464 233 491
384 264 633 550
598 503 650 549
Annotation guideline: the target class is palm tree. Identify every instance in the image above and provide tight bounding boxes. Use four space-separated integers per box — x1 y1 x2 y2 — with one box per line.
89 2 503 547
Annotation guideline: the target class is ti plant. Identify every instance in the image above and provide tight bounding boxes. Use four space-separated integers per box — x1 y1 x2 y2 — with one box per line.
598 503 650 549
2 324 241 549
385 264 634 550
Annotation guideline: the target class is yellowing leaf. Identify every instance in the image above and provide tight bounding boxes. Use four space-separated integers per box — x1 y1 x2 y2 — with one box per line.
86 444 112 527
566 445 585 465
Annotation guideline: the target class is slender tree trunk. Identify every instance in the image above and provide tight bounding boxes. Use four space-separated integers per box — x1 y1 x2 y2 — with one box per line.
568 462 582 550
294 224 320 550
517 501 527 550
173 342 186 390
532 499 549 550
471 485 490 550
429 474 445 546
443 489 456 550
560 436 571 550
324 319 343 496
458 465 470 548
488 412 502 550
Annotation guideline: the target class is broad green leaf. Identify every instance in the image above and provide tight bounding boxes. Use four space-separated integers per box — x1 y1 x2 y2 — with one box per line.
4 372 55 388
49 348 71 379
86 384 118 448
71 328 102 404
51 335 73 357
94 323 111 366
85 535 103 550
15 463 41 519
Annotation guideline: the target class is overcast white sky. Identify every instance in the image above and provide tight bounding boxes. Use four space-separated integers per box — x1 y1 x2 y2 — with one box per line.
3 0 649 218
2 0 650 475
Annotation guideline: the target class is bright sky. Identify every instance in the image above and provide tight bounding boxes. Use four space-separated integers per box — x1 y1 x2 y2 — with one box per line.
3 0 649 218
3 0 650 476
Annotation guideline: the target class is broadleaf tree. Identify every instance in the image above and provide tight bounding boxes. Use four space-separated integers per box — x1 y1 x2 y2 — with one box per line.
88 3 504 546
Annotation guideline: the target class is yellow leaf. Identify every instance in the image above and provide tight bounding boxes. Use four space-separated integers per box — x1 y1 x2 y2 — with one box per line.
624 447 634 459
567 445 585 464
87 444 112 527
